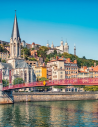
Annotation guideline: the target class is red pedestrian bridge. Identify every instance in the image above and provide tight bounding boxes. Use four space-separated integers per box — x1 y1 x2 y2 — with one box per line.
2 78 98 91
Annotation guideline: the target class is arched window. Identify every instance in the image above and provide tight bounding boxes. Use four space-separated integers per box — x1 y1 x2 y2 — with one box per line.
20 71 23 79
29 70 31 82
24 70 27 83
14 43 16 56
18 43 19 56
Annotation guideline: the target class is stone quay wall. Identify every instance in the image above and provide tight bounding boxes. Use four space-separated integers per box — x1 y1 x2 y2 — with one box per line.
13 92 98 102
0 96 13 104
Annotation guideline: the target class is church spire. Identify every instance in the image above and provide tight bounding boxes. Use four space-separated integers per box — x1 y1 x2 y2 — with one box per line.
11 11 20 40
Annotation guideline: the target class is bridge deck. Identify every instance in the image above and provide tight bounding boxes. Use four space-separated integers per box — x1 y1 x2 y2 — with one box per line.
2 78 98 91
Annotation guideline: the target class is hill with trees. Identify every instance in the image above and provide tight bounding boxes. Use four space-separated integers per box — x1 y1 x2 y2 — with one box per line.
37 46 98 67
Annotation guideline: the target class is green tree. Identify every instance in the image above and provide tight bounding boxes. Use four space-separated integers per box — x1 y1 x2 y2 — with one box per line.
54 49 57 55
0 45 3 52
84 86 98 91
21 47 30 56
29 58 37 61
13 78 25 85
39 77 48 81
82 56 86 59
2 59 6 63
32 48 34 50
45 57 49 64
37 46 49 61
2 79 9 87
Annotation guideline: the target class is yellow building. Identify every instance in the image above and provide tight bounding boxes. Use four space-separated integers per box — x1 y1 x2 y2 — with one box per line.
34 66 47 80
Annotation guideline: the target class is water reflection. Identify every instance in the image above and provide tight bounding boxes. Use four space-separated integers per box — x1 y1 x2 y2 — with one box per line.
0 101 98 126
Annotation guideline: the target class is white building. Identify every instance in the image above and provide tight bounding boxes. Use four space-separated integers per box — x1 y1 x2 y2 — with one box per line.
46 40 69 54
56 40 69 53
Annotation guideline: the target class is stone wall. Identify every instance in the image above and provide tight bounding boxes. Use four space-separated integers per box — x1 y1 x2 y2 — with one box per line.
13 92 98 102
0 96 13 104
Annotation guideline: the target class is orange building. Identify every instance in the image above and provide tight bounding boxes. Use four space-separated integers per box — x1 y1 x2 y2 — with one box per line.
88 63 98 78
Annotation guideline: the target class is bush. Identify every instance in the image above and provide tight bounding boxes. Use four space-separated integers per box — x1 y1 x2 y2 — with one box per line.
13 78 25 85
2 59 6 63
2 79 9 87
39 77 48 81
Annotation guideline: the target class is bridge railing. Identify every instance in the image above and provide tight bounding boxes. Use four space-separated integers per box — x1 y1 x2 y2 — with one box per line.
2 77 98 91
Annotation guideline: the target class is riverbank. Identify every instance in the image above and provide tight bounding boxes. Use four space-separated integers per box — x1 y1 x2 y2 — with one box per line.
13 92 98 102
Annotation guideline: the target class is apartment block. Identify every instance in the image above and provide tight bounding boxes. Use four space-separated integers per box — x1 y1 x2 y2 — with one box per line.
47 57 78 80
0 52 9 60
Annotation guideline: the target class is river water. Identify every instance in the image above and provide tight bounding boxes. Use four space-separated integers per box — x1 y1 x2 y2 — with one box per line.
0 100 98 127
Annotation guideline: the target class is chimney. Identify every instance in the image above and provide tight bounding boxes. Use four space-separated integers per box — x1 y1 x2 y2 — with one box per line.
43 62 45 67
67 58 70 63
74 60 77 64
94 62 96 67
56 56 58 60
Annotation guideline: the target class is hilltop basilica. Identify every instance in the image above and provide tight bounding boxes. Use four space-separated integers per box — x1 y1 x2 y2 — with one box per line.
47 40 76 55
0 12 36 83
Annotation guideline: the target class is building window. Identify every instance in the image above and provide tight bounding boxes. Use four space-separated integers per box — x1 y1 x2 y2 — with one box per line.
24 71 27 83
29 70 31 82
60 67 62 69
61 72 62 74
60 75 62 78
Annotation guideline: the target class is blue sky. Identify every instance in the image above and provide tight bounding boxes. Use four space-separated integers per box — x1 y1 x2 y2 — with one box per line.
0 0 98 60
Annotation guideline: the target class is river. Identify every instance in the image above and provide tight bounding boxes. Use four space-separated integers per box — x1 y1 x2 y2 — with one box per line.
0 100 98 127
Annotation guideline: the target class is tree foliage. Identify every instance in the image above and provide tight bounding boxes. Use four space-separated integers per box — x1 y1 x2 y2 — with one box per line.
2 79 9 87
84 86 98 91
38 77 48 81
13 78 25 85
29 58 37 61
2 59 6 63
21 47 30 56
37 46 49 61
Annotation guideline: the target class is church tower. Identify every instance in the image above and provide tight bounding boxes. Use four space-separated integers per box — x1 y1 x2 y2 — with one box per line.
60 40 64 51
64 40 69 53
7 11 24 69
51 42 54 49
10 11 21 59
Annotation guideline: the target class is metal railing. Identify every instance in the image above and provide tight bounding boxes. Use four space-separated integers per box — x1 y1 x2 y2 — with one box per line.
2 78 98 91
